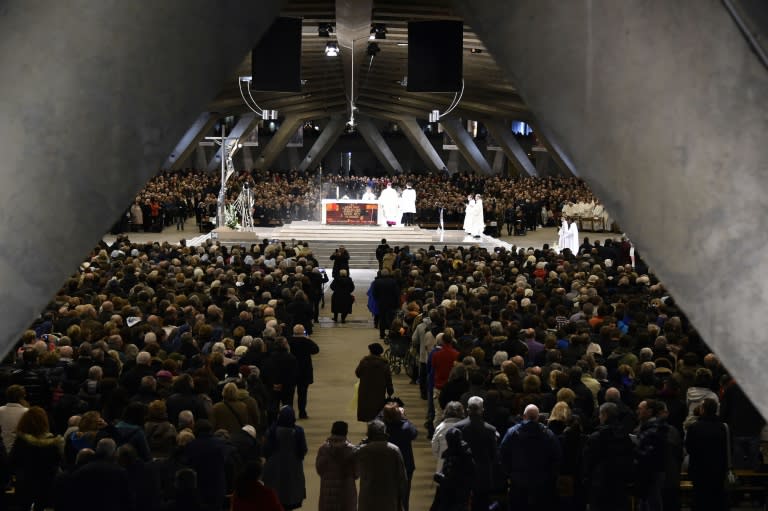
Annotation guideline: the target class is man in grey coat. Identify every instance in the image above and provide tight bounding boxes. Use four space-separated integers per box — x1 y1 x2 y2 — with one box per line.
355 420 408 511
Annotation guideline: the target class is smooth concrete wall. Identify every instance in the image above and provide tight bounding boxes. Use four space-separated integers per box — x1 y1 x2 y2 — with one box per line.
0 1 282 356
461 1 768 418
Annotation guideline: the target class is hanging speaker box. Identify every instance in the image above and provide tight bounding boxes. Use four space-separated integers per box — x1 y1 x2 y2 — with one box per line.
251 17 302 92
407 20 463 93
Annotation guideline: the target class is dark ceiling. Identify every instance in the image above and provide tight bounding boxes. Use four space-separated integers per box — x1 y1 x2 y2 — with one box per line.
207 0 530 125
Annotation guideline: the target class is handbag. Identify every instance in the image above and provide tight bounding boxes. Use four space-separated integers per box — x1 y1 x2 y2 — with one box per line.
724 423 739 488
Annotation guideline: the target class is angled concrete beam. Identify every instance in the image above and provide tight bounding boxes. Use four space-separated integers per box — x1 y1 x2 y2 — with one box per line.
254 114 305 171
163 112 218 170
396 117 446 173
484 119 538 177
297 116 346 172
356 117 403 174
530 122 577 177
0 0 281 359
461 1 768 417
206 113 259 172
439 118 493 175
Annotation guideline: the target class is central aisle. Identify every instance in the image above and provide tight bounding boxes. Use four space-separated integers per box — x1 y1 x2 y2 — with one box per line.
300 269 436 511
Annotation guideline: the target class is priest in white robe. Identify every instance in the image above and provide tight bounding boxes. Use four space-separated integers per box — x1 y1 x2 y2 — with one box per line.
463 195 475 233
558 218 569 252
567 219 580 254
470 194 485 237
379 182 401 226
400 183 417 226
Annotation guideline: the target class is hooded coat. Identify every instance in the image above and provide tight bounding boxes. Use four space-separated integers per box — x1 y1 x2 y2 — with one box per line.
10 432 64 509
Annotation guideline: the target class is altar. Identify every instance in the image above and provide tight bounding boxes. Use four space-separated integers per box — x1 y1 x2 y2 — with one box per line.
321 199 379 225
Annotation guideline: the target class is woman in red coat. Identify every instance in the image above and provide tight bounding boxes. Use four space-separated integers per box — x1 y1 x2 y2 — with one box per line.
231 461 284 511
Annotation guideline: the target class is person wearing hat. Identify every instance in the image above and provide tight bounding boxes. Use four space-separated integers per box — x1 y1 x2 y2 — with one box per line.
354 343 394 422
316 421 358 511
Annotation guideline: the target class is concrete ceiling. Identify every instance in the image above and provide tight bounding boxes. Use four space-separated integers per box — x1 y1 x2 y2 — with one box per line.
207 0 529 124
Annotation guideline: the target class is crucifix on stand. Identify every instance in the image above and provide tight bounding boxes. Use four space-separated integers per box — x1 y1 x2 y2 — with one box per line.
205 125 240 228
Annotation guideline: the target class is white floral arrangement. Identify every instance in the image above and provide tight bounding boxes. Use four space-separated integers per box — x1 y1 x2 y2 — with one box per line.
225 204 241 229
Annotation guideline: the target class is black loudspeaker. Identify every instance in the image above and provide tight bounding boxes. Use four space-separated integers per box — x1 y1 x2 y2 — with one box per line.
251 17 302 92
407 20 463 93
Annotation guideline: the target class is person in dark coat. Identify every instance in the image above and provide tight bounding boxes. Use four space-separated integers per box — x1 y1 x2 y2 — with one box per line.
582 402 635 511
330 269 355 323
355 343 394 422
634 399 669 511
263 406 307 510
165 373 209 427
453 396 500 511
382 402 418 511
315 421 358 511
54 438 136 511
9 406 64 510
329 245 350 279
117 443 163 511
288 324 320 419
286 290 315 335
433 427 475 511
182 419 228 511
262 338 298 424
500 404 562 511
370 269 401 339
307 267 329 324
685 398 728 511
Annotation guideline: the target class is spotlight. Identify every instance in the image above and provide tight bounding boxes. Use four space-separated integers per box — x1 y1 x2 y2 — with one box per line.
370 23 387 40
324 42 339 57
366 42 380 57
318 23 333 37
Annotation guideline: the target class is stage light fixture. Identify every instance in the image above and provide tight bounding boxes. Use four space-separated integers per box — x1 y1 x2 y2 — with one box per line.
371 24 387 40
325 42 339 57
318 23 333 37
366 42 380 57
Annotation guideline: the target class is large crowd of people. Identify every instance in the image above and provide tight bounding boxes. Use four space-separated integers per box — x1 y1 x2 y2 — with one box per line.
113 169 607 234
0 170 765 511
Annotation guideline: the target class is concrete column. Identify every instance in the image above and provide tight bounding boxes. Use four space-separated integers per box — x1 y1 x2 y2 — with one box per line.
255 115 305 171
298 116 346 172
484 119 538 176
195 146 208 170
206 113 259 172
287 147 301 170
357 118 403 174
440 118 493 175
461 1 768 417
163 112 218 170
491 150 505 174
397 117 446 172
241 146 254 170
0 0 280 357
447 150 460 174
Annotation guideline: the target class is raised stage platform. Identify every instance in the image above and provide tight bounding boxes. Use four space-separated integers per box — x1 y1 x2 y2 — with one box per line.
197 221 520 269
